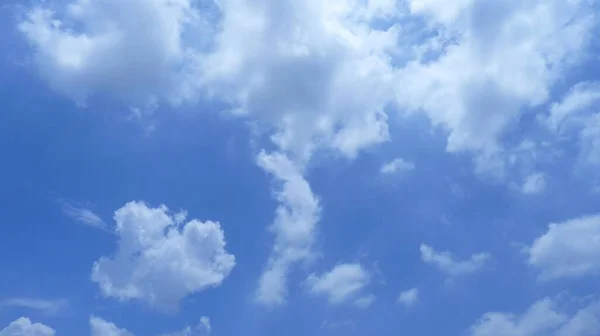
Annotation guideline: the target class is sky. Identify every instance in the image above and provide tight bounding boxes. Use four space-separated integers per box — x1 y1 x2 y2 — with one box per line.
1 0 600 335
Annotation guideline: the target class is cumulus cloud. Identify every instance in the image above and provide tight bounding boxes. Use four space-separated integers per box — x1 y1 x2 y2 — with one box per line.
306 263 371 304
0 298 67 316
18 0 203 107
255 151 320 306
397 0 595 175
380 158 415 175
522 173 546 195
0 317 55 336
527 214 600 280
469 298 600 336
398 288 419 307
420 244 490 276
91 201 235 310
18 0 599 173
90 316 133 336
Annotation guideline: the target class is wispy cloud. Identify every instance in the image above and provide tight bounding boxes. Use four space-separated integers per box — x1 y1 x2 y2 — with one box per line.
380 158 415 175
58 199 111 233
0 298 68 316
420 244 490 277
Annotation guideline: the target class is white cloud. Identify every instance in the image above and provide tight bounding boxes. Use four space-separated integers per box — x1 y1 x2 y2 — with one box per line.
469 298 600 336
545 82 600 165
0 298 67 316
91 201 235 310
158 316 212 336
306 263 370 304
18 0 598 176
420 244 490 276
397 0 595 175
90 316 133 336
19 0 401 163
199 317 211 334
527 214 600 280
522 173 546 195
546 82 600 132
0 317 55 336
18 0 203 107
255 151 320 306
60 200 110 232
398 288 419 307
354 294 376 309
380 158 415 174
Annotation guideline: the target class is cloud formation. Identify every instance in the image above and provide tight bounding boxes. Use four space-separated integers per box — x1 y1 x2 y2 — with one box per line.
421 244 490 276
306 263 371 304
469 298 600 336
527 214 600 280
91 201 235 310
398 288 419 307
255 151 321 306
0 317 55 336
0 298 67 316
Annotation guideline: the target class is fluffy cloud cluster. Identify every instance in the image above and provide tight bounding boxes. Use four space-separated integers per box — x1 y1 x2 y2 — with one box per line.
470 298 600 336
397 0 595 175
420 244 490 276
305 263 372 306
527 214 600 280
90 316 134 336
91 201 235 309
0 318 54 336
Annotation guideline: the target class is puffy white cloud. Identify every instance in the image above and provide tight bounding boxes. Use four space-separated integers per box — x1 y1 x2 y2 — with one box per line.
0 317 55 336
200 0 400 162
527 214 600 280
91 201 235 310
397 288 419 307
397 0 595 175
18 0 598 172
522 173 546 195
420 244 489 276
255 151 320 306
0 298 67 316
380 158 415 175
18 0 203 107
90 316 133 336
19 0 400 162
469 298 600 336
306 263 370 304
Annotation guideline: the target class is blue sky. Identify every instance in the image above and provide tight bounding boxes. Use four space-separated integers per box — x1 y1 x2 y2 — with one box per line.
1 0 600 335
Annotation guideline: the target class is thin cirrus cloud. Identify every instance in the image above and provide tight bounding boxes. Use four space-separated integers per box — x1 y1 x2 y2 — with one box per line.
0 298 67 316
58 199 111 233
